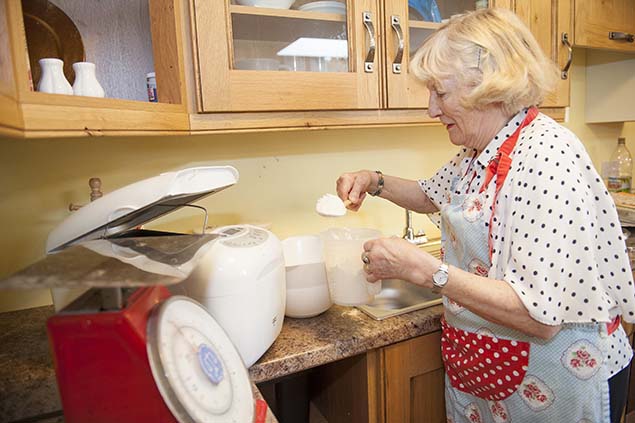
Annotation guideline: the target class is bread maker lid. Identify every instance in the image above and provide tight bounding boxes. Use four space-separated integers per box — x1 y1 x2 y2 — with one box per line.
46 166 239 253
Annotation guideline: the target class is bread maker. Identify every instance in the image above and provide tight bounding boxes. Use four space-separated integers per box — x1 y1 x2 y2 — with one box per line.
180 224 286 367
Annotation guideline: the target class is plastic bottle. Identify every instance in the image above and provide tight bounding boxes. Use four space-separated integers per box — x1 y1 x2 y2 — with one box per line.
475 0 488 9
146 72 157 102
607 137 633 193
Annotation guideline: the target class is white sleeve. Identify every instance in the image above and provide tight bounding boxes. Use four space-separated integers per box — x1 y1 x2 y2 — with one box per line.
419 148 470 209
497 124 635 325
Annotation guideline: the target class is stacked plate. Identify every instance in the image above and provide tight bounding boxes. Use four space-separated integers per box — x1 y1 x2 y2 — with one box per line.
298 1 346 15
235 0 295 9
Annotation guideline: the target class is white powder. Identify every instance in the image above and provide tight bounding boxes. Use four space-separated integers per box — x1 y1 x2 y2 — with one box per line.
316 193 346 217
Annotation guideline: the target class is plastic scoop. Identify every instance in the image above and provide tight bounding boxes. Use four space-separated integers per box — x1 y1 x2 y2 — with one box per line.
316 194 352 217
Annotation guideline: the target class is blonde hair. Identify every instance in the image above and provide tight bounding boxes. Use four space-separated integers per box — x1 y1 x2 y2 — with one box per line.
411 8 559 115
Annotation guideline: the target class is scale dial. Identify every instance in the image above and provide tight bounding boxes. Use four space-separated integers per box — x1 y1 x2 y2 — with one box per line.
147 296 254 423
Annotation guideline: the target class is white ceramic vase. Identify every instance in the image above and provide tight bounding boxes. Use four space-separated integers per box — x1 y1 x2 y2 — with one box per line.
37 58 73 95
72 62 105 97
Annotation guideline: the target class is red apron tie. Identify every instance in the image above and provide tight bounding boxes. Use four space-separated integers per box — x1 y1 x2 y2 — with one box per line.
480 107 539 260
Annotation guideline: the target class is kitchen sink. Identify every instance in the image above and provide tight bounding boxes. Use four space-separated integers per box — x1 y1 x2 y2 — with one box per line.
357 239 443 320
357 278 442 320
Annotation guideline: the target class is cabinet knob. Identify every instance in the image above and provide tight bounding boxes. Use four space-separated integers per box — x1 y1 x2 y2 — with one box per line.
69 177 103 211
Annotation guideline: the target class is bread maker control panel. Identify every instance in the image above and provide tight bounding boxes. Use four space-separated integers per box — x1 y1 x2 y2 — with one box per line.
219 226 268 248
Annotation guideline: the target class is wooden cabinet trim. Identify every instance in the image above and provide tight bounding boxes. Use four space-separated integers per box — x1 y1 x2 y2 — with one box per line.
149 0 188 106
5 1 31 103
188 107 564 133
0 92 23 132
20 102 189 132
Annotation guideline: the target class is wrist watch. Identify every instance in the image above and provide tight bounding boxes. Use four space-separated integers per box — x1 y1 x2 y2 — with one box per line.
368 170 384 197
432 262 449 293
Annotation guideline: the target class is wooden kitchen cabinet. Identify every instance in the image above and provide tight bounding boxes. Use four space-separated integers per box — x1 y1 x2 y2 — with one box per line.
506 0 571 107
573 0 635 53
0 0 571 138
386 0 571 109
383 0 487 109
188 0 568 131
309 331 445 423
190 0 380 112
383 331 446 423
190 0 517 113
0 0 189 138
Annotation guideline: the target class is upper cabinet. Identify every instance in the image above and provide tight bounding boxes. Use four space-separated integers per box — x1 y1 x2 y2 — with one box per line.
571 0 635 123
383 0 484 109
508 0 571 107
190 0 530 114
573 0 635 53
0 0 189 137
0 0 573 138
191 0 380 112
189 0 570 119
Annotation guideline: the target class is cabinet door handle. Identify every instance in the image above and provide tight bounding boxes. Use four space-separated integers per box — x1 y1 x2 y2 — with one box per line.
609 32 635 43
561 32 572 80
363 11 376 73
391 15 404 74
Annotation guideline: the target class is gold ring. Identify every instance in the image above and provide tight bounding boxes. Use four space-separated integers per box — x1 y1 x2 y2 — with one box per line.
361 252 370 265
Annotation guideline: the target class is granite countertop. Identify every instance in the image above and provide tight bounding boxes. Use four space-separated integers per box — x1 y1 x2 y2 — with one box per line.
0 305 279 423
249 303 444 383
0 306 61 423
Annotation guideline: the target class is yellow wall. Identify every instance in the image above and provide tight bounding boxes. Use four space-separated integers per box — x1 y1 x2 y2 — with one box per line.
1 48 634 312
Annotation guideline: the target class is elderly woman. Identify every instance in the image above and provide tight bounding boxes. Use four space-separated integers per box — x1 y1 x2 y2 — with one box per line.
337 8 634 423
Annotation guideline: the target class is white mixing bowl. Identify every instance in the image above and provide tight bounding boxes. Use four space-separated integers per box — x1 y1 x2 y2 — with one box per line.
282 235 332 318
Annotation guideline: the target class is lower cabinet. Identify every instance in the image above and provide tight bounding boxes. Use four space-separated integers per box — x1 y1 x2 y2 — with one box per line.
309 331 445 423
383 331 445 423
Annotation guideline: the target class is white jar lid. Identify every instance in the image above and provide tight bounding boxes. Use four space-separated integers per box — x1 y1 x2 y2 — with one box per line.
146 72 156 78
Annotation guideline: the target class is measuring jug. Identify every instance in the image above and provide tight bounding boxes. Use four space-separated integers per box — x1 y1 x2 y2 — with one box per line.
320 228 383 306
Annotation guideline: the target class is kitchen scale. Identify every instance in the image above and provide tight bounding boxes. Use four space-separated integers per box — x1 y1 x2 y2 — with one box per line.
0 166 267 423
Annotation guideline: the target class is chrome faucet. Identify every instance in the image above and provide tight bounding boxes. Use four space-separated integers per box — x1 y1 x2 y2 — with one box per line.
403 209 428 245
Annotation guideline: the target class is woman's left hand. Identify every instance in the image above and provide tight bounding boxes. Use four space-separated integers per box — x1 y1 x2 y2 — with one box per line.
361 236 438 285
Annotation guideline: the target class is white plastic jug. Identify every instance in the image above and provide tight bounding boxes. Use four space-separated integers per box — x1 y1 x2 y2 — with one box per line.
320 228 382 306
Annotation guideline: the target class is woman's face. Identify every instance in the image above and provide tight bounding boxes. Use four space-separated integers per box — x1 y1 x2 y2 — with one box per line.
427 78 505 152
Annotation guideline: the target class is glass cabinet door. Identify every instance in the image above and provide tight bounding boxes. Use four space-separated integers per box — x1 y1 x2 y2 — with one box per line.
192 0 381 112
384 0 488 109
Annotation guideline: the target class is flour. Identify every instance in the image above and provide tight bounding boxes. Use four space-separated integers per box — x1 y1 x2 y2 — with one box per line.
315 193 346 217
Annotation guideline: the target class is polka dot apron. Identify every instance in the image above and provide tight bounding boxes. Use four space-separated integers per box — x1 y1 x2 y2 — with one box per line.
440 108 614 422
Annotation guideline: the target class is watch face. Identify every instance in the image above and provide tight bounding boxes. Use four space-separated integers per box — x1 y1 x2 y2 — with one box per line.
433 270 448 286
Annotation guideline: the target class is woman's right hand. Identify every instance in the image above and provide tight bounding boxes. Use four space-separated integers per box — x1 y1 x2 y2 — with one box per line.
336 170 376 211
